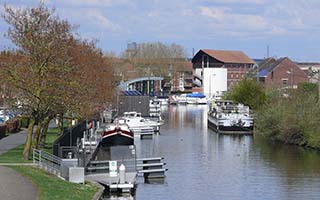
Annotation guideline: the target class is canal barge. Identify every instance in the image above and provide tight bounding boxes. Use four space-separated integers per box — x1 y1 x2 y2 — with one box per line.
207 100 254 134
100 124 134 146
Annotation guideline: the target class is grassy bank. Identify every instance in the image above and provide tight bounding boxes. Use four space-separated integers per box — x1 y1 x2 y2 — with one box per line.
0 127 60 163
10 166 98 200
255 88 320 149
1 126 100 200
0 144 31 163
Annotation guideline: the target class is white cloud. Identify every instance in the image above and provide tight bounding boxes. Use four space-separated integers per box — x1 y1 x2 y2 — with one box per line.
199 6 229 21
85 10 121 31
61 8 123 32
199 6 270 33
209 0 265 4
60 0 133 7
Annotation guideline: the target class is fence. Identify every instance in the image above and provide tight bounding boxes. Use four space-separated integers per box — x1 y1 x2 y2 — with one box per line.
33 149 61 175
53 120 96 158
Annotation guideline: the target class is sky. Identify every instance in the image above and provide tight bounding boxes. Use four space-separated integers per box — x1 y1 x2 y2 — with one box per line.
1 0 320 61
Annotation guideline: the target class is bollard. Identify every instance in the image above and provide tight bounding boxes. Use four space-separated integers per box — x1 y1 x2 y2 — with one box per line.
119 164 126 184
67 152 73 159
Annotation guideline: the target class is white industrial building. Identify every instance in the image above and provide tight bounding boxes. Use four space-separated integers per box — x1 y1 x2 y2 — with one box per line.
194 68 227 98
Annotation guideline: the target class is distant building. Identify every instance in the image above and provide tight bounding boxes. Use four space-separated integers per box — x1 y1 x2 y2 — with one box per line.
258 57 308 89
296 62 320 84
192 49 256 91
167 61 193 93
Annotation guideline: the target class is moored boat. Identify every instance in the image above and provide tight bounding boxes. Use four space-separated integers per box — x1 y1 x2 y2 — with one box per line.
186 93 207 104
119 111 162 132
207 100 253 134
100 124 134 146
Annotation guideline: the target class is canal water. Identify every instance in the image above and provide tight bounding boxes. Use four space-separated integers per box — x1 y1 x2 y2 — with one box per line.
109 105 320 200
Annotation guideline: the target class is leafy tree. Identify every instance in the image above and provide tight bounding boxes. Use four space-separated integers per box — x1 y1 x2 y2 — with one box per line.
224 78 266 110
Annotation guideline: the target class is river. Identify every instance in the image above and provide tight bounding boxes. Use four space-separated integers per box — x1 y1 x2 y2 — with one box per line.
107 105 320 200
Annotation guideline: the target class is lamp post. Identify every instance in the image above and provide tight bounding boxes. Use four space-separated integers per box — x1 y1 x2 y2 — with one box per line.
209 74 216 98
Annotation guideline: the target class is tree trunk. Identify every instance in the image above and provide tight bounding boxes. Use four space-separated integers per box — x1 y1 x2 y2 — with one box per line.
39 116 50 148
58 113 64 132
32 122 41 149
68 118 73 128
23 118 35 160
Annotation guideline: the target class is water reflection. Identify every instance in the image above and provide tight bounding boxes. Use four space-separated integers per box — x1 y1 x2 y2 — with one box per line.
105 105 320 200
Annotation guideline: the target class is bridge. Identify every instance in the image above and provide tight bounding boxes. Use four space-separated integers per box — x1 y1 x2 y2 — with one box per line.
118 77 164 96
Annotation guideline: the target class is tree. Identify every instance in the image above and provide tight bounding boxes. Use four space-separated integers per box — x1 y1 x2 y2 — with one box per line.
224 78 266 110
121 42 188 77
2 3 115 159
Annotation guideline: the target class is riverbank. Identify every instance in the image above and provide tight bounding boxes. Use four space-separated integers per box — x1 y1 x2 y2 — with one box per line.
255 89 320 150
0 126 100 200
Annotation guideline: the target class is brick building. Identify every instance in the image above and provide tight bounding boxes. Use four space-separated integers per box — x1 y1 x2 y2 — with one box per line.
192 49 256 89
258 57 308 89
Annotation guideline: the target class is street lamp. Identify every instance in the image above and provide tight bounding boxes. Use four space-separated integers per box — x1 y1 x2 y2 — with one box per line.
209 74 216 98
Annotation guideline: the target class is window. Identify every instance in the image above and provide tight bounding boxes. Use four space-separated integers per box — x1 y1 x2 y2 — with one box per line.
282 78 289 87
231 74 234 78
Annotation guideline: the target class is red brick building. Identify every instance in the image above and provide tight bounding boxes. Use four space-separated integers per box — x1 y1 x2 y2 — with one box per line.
192 49 256 89
258 57 308 89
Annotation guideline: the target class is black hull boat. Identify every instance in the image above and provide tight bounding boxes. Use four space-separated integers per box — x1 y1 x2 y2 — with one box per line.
100 125 134 146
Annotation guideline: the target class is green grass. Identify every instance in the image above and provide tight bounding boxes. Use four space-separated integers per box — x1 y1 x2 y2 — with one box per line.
0 144 31 163
0 127 60 163
10 166 99 200
42 127 60 154
1 127 100 200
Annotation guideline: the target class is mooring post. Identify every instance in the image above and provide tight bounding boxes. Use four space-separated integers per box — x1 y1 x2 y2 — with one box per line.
119 164 126 184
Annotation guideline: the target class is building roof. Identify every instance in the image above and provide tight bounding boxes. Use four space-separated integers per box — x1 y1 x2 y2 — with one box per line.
122 90 143 96
258 57 292 77
200 49 256 64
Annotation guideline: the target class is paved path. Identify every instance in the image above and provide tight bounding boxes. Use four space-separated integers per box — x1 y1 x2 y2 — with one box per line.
0 128 38 200
0 128 28 155
0 166 38 200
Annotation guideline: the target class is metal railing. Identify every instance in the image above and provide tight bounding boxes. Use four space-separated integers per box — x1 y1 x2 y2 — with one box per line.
33 149 62 175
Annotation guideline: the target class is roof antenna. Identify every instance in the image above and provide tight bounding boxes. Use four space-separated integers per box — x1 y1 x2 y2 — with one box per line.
267 45 269 58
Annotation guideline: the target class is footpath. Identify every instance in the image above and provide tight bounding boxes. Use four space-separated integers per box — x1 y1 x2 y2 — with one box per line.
0 129 38 200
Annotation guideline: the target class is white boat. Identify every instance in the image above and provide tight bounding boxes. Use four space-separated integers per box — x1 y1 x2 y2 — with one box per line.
149 99 161 117
119 111 162 132
186 93 207 104
170 93 207 105
207 100 253 134
170 94 188 104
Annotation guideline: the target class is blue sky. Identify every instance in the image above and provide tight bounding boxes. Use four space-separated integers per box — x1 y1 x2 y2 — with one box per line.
1 0 320 61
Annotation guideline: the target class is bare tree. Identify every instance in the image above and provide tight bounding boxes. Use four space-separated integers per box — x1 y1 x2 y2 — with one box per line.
2 3 116 159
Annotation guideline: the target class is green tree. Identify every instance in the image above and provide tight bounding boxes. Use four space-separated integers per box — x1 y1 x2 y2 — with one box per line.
224 78 266 110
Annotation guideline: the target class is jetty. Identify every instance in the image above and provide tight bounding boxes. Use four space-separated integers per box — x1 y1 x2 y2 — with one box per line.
33 118 167 196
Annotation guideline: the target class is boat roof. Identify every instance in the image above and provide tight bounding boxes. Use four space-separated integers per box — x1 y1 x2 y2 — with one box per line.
186 93 206 98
